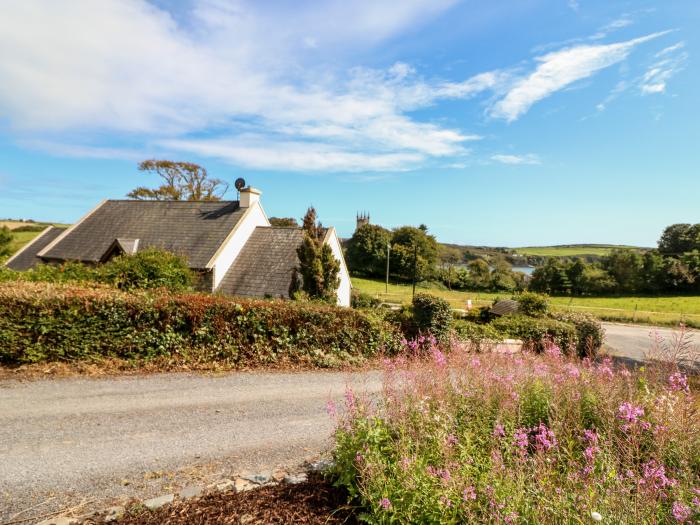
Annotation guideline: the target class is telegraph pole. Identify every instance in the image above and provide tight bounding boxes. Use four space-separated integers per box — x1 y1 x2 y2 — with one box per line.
411 243 418 299
385 242 391 294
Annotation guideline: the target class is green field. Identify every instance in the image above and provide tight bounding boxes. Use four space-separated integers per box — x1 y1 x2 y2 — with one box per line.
4 225 69 256
352 277 700 328
512 244 646 257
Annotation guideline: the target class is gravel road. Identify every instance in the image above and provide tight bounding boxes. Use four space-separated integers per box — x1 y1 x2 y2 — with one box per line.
0 370 381 522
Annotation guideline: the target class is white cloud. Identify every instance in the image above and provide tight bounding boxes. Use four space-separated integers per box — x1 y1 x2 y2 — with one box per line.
0 0 499 172
161 137 424 172
0 1 681 172
490 31 670 122
491 153 541 165
640 42 687 94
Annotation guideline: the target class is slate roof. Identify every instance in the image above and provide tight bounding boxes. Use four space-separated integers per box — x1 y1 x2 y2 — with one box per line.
217 227 304 299
490 299 520 316
40 200 246 268
4 226 67 271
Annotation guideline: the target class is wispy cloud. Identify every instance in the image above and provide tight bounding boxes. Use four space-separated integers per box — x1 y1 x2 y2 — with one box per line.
640 42 687 94
490 31 670 122
0 1 681 172
491 153 541 165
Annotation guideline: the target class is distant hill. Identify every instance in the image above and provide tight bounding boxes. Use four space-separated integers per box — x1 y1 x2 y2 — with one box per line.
512 244 650 257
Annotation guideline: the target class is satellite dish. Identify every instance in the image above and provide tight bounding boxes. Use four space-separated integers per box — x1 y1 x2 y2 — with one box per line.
234 177 246 191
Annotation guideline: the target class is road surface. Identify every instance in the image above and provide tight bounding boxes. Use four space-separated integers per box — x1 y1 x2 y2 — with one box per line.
1 323 697 522
0 370 381 522
602 322 699 366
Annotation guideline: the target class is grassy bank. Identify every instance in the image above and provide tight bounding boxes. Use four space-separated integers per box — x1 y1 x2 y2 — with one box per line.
352 277 700 327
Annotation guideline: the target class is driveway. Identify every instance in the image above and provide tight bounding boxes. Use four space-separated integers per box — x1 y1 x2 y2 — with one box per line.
0 370 381 522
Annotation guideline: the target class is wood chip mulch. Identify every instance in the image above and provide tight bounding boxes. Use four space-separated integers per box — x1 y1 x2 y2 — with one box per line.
108 473 358 525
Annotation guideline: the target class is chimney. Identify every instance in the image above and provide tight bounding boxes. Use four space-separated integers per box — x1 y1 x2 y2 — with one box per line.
239 186 261 207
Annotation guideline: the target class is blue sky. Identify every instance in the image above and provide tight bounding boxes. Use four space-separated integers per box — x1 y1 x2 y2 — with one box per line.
0 0 698 247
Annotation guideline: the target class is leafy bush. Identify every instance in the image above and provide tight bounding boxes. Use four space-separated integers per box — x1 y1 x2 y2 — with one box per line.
0 226 11 257
1 249 195 292
0 281 400 367
332 340 700 524
412 293 452 343
452 320 506 351
514 291 549 317
101 248 194 291
552 310 604 358
491 314 578 353
351 291 381 309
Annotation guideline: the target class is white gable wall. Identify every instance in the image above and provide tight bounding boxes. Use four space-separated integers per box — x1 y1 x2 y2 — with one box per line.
208 201 270 290
324 227 352 307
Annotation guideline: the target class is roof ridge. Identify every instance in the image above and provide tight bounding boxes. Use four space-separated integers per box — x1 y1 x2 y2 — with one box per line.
104 199 240 204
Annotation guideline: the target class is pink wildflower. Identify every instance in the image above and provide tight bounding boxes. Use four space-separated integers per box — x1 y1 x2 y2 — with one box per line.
325 399 337 417
584 446 599 462
544 343 563 359
618 401 644 424
440 495 453 507
671 501 691 522
493 423 506 438
564 363 581 378
640 460 677 491
463 486 477 501
532 422 557 452
379 497 392 510
513 428 529 450
669 372 690 393
446 433 458 446
583 429 598 444
344 388 356 412
432 347 447 367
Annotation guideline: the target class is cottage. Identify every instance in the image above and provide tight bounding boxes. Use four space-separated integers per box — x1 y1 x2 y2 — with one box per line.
4 187 352 306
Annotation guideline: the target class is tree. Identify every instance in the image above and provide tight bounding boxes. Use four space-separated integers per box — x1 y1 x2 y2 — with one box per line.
127 160 228 201
390 226 439 282
530 258 571 295
567 258 586 295
295 207 340 302
438 245 463 290
603 249 643 294
269 217 299 228
0 226 12 257
346 224 391 277
658 224 700 256
490 256 517 291
467 259 491 290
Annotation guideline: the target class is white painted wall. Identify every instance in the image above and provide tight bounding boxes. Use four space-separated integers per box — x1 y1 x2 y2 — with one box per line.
209 201 270 290
324 228 352 307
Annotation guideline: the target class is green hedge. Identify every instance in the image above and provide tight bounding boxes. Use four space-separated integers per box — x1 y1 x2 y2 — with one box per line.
551 311 604 358
491 314 578 354
0 248 195 291
452 320 506 350
0 282 400 368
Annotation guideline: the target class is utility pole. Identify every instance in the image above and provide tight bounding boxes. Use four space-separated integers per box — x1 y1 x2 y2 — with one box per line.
411 243 418 299
385 242 391 294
